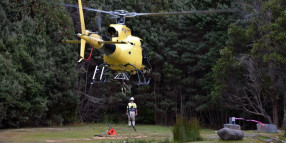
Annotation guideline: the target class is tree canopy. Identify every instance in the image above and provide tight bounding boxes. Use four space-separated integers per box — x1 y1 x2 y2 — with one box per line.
1 0 286 128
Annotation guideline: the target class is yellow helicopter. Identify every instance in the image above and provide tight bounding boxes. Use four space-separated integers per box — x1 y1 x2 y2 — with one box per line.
62 0 238 85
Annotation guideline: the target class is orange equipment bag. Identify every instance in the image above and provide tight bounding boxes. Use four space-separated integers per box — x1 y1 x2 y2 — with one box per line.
108 128 117 135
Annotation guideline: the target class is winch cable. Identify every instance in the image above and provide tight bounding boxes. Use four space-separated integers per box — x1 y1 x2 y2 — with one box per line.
122 81 127 96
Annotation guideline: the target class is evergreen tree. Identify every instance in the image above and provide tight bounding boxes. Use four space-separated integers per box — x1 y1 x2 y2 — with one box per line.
212 0 286 126
0 0 78 128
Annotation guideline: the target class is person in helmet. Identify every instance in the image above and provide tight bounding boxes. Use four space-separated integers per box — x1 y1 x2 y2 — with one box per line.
126 97 138 127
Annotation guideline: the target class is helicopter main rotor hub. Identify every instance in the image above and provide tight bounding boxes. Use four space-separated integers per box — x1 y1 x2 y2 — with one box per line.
112 10 136 24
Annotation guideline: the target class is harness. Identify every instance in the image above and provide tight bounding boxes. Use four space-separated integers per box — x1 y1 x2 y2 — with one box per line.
128 103 136 111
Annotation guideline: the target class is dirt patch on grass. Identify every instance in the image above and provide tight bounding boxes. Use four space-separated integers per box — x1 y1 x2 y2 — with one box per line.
13 129 35 132
46 138 94 142
41 128 73 131
46 135 148 142
12 128 71 132
134 135 148 138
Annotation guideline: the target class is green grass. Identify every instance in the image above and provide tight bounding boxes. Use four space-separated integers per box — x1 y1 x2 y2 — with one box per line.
0 124 285 143
0 124 172 143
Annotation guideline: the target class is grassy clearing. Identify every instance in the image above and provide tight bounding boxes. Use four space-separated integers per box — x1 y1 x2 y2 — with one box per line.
0 124 172 143
0 124 285 143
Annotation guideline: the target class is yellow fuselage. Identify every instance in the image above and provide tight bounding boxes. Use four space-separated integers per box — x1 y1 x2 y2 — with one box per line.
79 24 144 74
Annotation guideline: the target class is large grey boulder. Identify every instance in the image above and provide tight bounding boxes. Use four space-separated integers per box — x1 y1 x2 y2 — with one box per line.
224 124 241 130
217 127 244 140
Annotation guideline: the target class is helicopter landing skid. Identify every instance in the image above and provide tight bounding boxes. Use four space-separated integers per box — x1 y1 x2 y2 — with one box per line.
126 64 151 85
114 72 129 80
90 64 109 84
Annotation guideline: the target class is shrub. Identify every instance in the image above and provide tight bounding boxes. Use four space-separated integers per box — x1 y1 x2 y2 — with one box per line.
173 115 202 142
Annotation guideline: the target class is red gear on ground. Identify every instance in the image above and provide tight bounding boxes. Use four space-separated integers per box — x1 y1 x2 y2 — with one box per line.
108 128 117 135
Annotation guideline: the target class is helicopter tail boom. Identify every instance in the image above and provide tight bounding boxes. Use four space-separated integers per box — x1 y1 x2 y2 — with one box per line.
77 34 104 49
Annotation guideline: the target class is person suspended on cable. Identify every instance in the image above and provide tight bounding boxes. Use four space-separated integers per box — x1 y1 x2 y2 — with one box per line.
126 97 138 127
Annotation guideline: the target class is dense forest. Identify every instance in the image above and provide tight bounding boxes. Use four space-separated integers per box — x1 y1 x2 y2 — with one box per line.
0 0 285 129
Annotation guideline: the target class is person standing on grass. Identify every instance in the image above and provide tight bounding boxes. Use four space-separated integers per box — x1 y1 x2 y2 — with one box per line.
126 97 138 127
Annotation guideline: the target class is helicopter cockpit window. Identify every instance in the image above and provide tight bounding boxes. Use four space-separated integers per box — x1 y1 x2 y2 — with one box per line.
107 27 118 37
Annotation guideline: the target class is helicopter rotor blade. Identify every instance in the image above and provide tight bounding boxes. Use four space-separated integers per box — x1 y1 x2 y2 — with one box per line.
60 3 238 18
60 3 113 15
128 9 239 17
